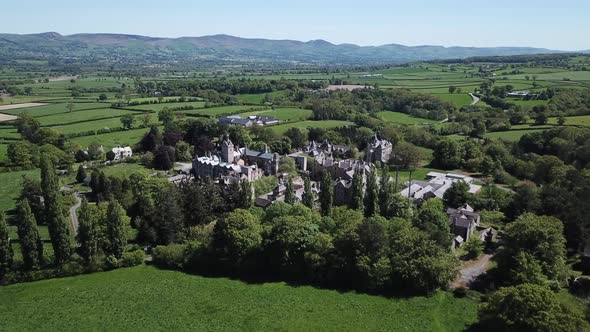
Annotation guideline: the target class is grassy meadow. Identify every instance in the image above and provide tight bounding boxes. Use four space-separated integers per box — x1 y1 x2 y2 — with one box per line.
0 265 478 331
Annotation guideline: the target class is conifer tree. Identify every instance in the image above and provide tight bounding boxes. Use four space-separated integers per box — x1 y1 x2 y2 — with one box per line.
319 171 333 216
76 165 87 184
76 198 99 264
302 176 314 209
350 169 364 210
0 211 14 277
16 200 41 270
284 177 296 205
40 155 72 265
378 166 393 216
239 180 253 208
154 186 184 245
106 200 127 259
364 170 378 217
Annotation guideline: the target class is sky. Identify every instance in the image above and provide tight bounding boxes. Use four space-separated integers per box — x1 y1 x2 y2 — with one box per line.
1 0 588 50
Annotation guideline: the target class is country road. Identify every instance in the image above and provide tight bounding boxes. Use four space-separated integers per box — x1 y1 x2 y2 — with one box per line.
69 192 83 235
468 93 480 105
451 254 493 289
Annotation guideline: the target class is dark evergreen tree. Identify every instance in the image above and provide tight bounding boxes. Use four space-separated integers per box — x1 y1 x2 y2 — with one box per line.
284 177 296 205
76 165 87 184
319 171 333 216
90 169 100 195
364 170 378 217
238 180 253 208
40 155 71 265
350 170 364 211
378 166 393 216
0 211 14 277
105 200 127 259
443 180 470 208
139 125 163 152
302 176 314 209
154 186 185 244
16 200 41 270
76 198 99 264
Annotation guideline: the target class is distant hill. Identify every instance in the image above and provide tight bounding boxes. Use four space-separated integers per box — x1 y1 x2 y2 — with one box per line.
0 32 577 67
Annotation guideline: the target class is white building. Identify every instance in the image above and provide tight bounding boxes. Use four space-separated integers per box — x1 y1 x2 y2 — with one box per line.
400 172 481 202
111 146 133 160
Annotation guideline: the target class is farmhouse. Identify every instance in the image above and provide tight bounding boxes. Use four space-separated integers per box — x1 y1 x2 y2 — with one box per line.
447 204 481 248
110 146 133 161
219 115 279 127
400 172 481 202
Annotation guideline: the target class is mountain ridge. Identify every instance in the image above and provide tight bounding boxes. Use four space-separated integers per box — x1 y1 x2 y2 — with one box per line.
0 32 582 66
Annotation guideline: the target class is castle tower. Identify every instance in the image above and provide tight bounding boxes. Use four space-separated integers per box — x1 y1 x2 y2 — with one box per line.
221 135 234 163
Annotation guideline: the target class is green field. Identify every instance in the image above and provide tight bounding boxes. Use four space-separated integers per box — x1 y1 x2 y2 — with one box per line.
0 265 478 331
70 126 156 149
270 120 353 135
484 128 549 141
549 114 590 127
1 102 111 116
434 93 473 108
241 107 313 121
182 105 263 117
0 168 40 212
0 143 7 161
51 116 143 134
127 101 207 112
377 111 438 125
236 90 286 104
37 108 135 126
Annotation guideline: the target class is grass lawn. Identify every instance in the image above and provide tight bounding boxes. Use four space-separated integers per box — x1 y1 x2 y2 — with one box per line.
241 107 313 122
377 111 438 125
270 120 353 135
0 265 478 331
1 102 111 117
236 90 286 104
0 143 7 162
99 162 152 178
0 168 40 213
435 93 473 108
50 116 143 134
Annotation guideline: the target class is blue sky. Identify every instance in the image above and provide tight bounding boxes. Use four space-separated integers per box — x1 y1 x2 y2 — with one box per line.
2 0 588 50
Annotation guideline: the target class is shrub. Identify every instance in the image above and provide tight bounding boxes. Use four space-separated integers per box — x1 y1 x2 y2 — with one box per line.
121 250 145 267
153 244 187 270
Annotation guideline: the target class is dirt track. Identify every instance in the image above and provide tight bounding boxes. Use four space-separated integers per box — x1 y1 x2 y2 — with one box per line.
0 113 18 122
0 102 47 111
451 254 493 289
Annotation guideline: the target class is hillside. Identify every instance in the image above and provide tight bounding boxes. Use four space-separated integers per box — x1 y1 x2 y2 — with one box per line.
0 32 571 67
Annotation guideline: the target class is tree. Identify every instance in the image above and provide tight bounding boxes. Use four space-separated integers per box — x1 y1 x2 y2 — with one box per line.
480 284 587 332
76 165 87 183
378 167 392 216
497 213 568 285
238 180 253 208
140 126 163 152
284 177 296 205
557 116 566 126
285 128 307 149
278 157 297 176
364 170 378 217
141 113 152 127
319 171 333 216
75 149 90 163
350 170 364 211
66 102 75 113
40 155 71 265
153 145 175 170
98 93 108 101
174 141 192 162
16 200 42 270
153 186 184 244
158 107 175 127
105 200 128 259
7 141 35 166
391 142 422 169
120 114 135 129
389 218 458 292
355 216 392 291
213 209 262 262
443 180 470 208
302 176 314 209
0 211 14 277
432 138 463 169
76 198 100 265
414 199 451 247
463 236 483 260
